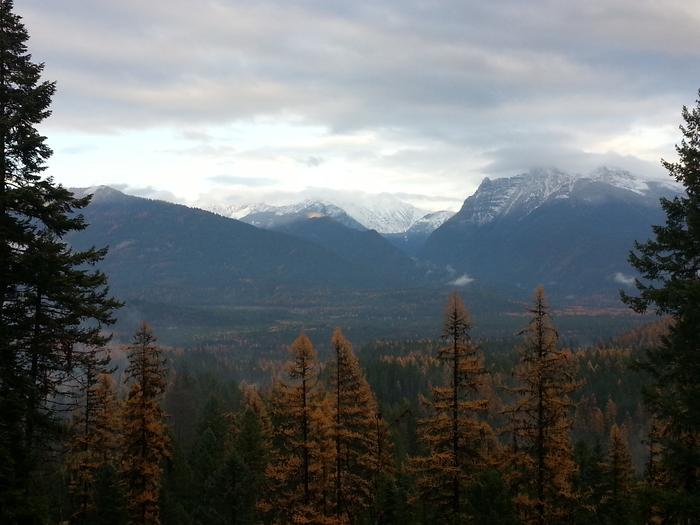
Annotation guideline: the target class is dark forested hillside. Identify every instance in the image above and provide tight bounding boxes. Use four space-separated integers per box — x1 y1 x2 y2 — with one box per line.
67 187 432 303
272 216 427 285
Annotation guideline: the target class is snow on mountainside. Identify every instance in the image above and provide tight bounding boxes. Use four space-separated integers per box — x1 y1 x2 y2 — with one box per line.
453 167 681 226
407 210 455 234
204 202 276 220
241 200 366 231
200 192 430 234
336 194 428 233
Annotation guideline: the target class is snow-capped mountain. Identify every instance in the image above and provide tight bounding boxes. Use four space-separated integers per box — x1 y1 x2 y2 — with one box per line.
202 202 274 220
421 166 682 294
327 193 428 233
199 191 430 234
383 209 455 255
406 210 455 234
240 200 365 231
452 167 681 226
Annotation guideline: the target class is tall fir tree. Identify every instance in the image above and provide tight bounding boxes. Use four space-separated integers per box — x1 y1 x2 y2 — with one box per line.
0 1 119 519
121 322 169 525
622 89 700 521
262 332 328 524
410 292 493 524
328 328 389 522
502 287 578 525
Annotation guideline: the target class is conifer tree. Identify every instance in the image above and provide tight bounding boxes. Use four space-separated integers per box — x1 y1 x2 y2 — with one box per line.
597 424 635 525
572 440 605 525
503 287 578 525
67 372 121 524
622 89 700 520
121 322 169 525
222 393 271 524
262 332 328 524
0 2 120 517
328 328 388 522
636 419 669 525
410 292 493 523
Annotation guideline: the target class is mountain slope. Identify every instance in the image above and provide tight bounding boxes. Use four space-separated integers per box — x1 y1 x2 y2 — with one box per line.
420 168 680 295
384 210 455 255
272 216 426 284
66 187 422 306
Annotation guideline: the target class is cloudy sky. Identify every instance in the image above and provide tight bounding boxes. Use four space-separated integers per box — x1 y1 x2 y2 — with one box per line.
18 0 700 210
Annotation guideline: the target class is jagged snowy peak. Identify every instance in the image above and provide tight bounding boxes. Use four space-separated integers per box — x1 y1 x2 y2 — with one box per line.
240 200 366 231
337 195 428 234
199 191 430 234
454 167 680 226
407 210 455 234
205 202 276 220
588 167 650 194
455 168 576 225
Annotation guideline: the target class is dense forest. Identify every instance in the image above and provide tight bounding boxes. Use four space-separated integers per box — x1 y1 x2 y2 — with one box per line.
1 1 699 524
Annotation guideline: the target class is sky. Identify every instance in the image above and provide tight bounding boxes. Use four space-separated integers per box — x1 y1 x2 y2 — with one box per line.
16 0 700 211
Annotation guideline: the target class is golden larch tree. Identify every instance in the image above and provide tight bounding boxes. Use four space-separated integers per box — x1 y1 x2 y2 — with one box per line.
411 292 493 523
121 322 169 525
67 371 120 523
502 287 578 525
328 328 388 522
262 332 329 524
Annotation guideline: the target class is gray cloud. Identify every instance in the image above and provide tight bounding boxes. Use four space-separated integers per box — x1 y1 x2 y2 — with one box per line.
110 183 180 202
300 156 325 168
206 174 276 187
482 144 668 180
15 0 700 189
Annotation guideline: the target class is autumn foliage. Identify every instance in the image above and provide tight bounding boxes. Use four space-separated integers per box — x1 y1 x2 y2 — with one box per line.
410 292 494 523
502 287 578 525
121 322 170 525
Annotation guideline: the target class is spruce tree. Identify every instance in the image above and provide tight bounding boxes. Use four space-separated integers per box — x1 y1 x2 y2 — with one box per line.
0 1 120 519
121 322 169 525
502 287 578 525
410 292 493 524
221 396 270 524
622 89 700 521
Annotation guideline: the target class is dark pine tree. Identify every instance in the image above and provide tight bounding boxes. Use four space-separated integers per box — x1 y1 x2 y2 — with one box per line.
0 1 120 521
622 89 700 521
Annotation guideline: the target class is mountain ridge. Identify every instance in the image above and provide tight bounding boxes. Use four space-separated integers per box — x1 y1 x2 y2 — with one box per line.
421 167 682 294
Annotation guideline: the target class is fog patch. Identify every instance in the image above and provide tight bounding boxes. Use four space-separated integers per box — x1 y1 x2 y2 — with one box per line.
613 272 636 286
449 274 474 287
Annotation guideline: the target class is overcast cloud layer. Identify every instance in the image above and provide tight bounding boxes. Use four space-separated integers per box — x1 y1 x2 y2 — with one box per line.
17 0 700 209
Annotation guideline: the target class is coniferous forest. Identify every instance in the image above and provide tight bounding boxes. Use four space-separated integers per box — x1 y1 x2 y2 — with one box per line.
1 1 700 524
